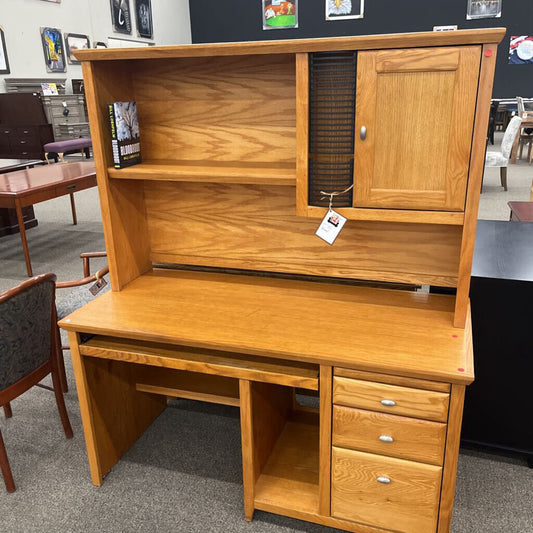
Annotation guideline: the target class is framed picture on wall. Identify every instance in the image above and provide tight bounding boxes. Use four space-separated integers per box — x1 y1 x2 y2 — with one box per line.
509 36 533 65
466 0 502 20
94 41 108 48
135 0 153 39
0 28 10 74
65 33 90 64
40 27 66 72
325 0 364 21
263 1 298 30
111 0 132 34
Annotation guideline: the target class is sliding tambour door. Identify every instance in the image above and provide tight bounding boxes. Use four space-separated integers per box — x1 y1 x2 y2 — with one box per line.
353 47 480 211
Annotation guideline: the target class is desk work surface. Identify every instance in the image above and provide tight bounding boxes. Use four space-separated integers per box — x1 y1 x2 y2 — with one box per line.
59 268 473 384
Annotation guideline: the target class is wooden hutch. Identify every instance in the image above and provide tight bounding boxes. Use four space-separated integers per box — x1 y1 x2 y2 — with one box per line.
60 29 505 532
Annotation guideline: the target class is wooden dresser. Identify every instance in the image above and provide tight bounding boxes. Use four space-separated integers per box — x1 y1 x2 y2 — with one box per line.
60 29 504 533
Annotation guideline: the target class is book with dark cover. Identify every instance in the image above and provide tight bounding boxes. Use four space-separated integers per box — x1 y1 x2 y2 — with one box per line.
108 101 141 169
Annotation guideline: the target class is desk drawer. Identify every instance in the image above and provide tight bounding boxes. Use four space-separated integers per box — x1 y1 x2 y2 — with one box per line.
333 376 449 422
331 447 442 533
332 405 446 466
54 176 95 196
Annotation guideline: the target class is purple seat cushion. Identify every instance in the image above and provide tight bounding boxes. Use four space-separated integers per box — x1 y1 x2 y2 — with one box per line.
44 137 92 152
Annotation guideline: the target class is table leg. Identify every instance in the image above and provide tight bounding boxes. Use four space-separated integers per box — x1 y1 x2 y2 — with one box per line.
15 199 33 277
69 193 78 225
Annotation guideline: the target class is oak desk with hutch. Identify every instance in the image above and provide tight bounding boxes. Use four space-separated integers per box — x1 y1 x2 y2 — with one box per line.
60 28 505 533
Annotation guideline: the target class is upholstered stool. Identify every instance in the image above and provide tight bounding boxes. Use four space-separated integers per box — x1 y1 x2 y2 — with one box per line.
44 138 92 163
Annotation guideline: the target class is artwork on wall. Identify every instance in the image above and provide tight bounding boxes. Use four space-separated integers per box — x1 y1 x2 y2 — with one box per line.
40 27 66 72
0 28 10 74
135 0 153 39
65 33 90 65
325 0 364 21
40 0 61 3
509 36 533 65
466 0 502 20
94 41 108 49
262 1 298 30
111 0 132 34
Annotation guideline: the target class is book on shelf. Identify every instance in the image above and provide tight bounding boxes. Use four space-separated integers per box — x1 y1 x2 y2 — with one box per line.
108 101 142 169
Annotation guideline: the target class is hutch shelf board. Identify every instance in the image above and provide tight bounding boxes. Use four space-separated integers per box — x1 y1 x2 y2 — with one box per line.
60 28 504 533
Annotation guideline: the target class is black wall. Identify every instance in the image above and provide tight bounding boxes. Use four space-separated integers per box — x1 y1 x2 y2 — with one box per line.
189 0 533 98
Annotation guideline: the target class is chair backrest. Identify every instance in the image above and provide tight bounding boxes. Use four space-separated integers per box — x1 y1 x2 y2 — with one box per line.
501 115 523 160
516 96 525 116
0 273 57 391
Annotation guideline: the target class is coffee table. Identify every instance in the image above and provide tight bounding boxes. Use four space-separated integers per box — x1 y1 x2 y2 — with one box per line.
0 161 97 276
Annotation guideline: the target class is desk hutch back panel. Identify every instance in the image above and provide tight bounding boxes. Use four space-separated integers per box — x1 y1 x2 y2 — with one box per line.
66 29 505 533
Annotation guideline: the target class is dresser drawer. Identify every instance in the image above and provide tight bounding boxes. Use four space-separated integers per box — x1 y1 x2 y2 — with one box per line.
331 447 442 532
333 376 449 422
332 405 446 466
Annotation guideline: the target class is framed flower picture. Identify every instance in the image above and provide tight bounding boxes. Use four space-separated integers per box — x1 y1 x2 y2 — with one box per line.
40 27 66 72
326 0 364 20
65 33 90 64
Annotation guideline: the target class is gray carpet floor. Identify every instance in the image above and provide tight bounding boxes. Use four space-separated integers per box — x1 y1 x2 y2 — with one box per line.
0 150 532 532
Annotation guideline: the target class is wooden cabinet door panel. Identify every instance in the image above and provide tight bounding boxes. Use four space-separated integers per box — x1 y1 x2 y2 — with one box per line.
353 46 480 211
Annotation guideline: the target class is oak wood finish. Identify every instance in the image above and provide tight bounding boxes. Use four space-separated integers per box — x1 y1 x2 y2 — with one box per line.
331 447 442 532
143 183 462 287
454 43 499 327
318 366 332 516
296 53 309 216
59 269 474 385
334 367 451 393
239 380 256 520
353 47 480 211
437 384 466 533
332 405 446 466
74 29 506 62
333 377 450 422
80 336 319 390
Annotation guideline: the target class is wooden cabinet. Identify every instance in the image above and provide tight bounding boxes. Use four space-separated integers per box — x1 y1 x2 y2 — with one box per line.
42 94 88 141
353 47 480 211
60 28 504 533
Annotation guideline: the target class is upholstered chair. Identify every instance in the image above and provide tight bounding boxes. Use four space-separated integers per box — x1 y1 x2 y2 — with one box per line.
0 273 73 493
485 115 522 191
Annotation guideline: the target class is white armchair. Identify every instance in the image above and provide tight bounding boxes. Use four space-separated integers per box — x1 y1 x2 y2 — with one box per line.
485 115 522 191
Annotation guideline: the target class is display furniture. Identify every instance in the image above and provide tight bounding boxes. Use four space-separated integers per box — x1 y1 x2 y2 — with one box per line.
60 28 504 532
41 94 89 142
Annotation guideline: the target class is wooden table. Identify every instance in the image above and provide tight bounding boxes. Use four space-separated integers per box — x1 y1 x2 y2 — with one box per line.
0 161 97 276
0 159 45 236
508 201 533 221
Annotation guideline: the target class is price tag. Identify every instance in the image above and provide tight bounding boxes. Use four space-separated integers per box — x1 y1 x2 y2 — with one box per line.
315 209 347 245
89 277 108 296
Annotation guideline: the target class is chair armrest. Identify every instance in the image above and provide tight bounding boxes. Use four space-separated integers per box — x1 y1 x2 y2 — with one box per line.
56 266 109 289
80 251 107 277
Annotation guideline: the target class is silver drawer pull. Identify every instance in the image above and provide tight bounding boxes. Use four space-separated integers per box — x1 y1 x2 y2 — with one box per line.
380 399 396 407
377 476 391 484
360 125 367 140
379 435 394 443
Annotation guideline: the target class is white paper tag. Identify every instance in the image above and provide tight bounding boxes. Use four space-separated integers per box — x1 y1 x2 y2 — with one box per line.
315 209 347 245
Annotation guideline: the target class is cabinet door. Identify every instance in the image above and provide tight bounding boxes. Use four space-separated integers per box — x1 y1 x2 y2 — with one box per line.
353 47 480 211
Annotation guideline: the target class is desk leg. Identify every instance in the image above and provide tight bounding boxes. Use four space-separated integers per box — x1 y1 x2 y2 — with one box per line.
68 332 166 485
15 199 32 277
69 193 78 225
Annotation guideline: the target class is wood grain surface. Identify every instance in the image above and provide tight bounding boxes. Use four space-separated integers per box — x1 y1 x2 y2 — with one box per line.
331 447 442 532
144 182 462 287
333 377 450 422
59 269 474 384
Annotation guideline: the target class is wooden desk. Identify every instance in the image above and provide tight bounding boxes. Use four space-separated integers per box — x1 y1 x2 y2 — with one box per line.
60 269 472 533
508 201 533 221
0 158 44 237
0 161 96 276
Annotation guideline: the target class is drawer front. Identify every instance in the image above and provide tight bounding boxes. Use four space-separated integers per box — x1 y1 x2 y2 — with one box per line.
333 376 449 422
332 405 446 466
15 127 39 143
331 447 442 533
